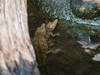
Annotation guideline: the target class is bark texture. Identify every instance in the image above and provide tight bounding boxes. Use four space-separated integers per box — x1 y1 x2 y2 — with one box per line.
0 0 39 75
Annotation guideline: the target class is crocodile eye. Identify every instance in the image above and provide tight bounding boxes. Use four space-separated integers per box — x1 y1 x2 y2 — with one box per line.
71 0 100 19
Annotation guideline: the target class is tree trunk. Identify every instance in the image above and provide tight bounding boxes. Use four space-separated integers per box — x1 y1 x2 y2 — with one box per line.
0 0 40 75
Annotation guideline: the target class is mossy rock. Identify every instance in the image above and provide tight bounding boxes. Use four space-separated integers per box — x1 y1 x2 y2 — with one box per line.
71 0 100 19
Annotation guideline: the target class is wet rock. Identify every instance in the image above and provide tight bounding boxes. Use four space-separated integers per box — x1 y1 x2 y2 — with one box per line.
71 0 100 19
92 53 100 61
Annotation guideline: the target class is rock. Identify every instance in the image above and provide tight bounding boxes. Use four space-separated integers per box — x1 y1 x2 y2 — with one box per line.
71 0 100 19
92 53 100 61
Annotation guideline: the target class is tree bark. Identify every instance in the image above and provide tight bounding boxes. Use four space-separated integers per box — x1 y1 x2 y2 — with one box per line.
0 0 40 75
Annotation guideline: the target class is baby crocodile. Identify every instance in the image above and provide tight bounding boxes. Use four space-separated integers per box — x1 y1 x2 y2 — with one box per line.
32 19 58 65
